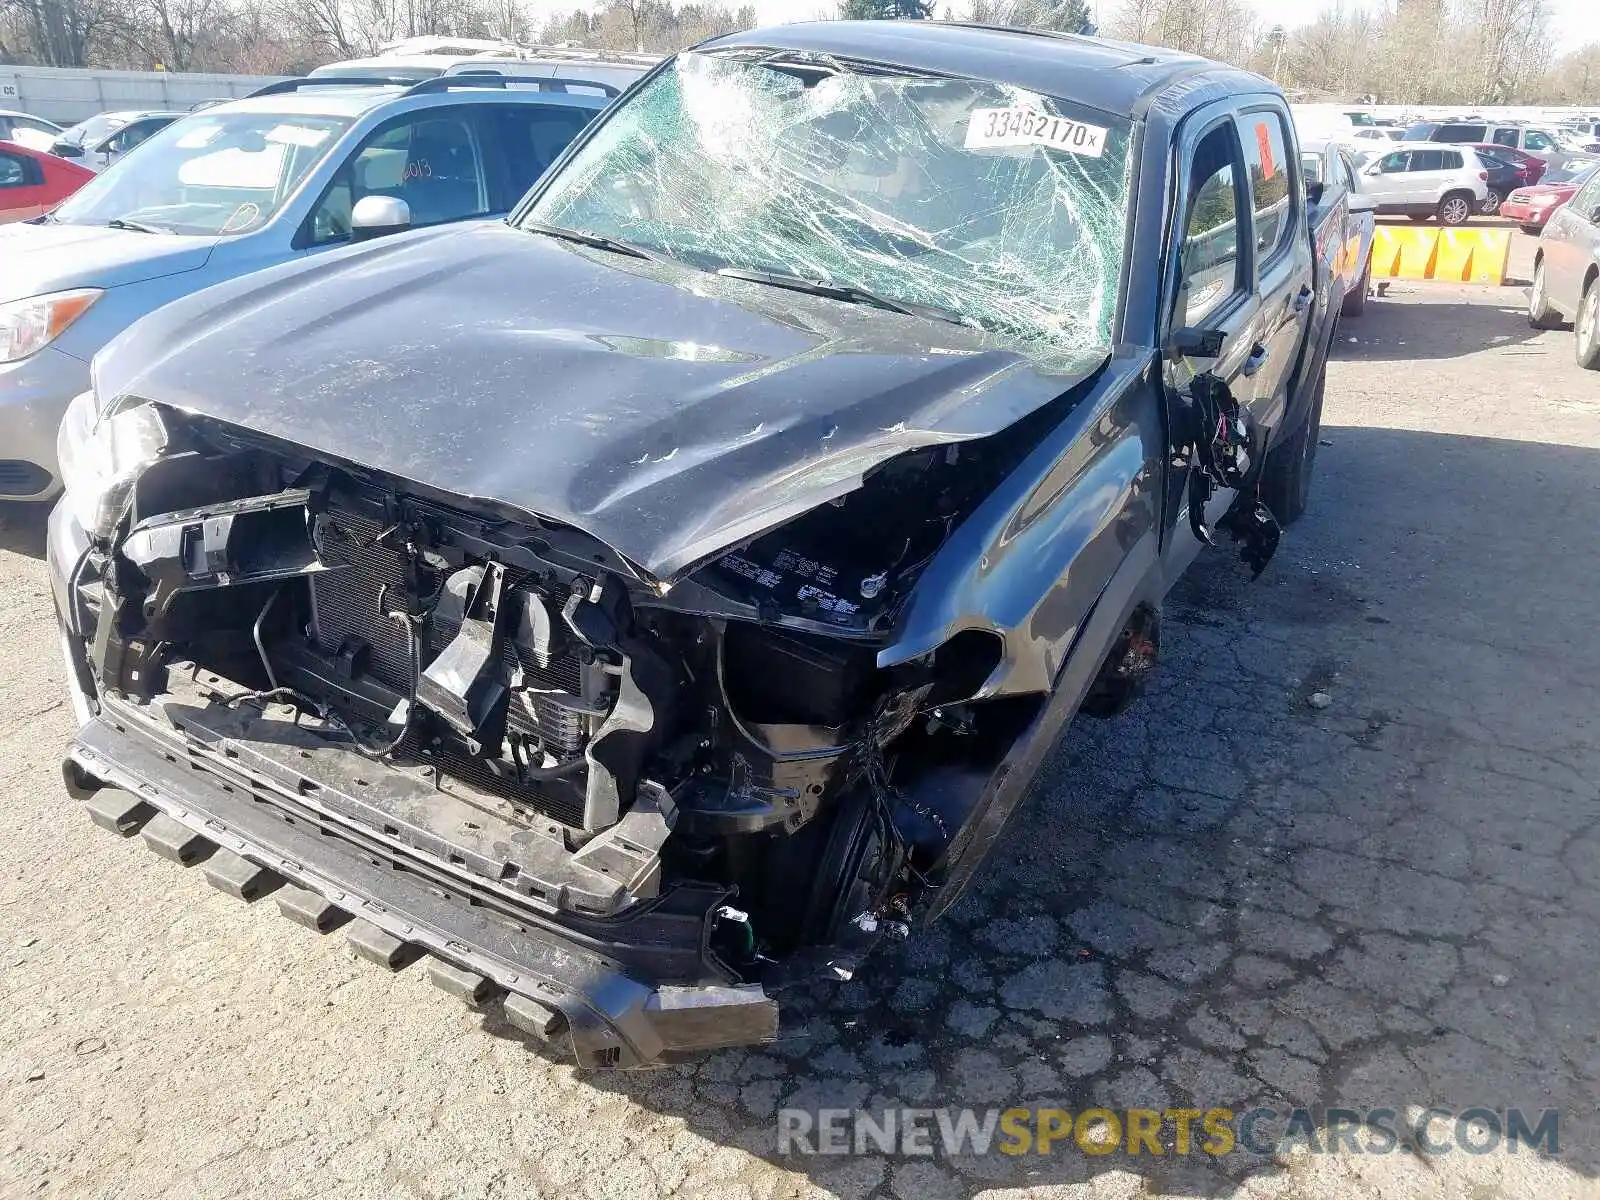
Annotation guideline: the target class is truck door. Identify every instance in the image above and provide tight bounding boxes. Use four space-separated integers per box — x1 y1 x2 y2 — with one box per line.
1233 108 1313 436
1160 110 1262 576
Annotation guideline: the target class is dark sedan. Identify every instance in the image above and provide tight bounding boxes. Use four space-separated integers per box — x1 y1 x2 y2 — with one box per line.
1528 167 1600 368
1470 143 1543 213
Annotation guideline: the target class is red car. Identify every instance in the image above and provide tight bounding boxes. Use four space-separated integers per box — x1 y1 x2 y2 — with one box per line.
1503 165 1599 233
0 140 95 224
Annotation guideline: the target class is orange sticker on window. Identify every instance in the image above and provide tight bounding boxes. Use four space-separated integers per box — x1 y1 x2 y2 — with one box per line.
1256 122 1277 179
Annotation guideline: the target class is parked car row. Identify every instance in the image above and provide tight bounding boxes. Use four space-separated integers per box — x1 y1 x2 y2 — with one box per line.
0 72 613 500
32 23 1354 1066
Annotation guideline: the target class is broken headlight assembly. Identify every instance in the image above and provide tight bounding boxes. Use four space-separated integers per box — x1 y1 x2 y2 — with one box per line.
0 288 102 364
57 389 169 540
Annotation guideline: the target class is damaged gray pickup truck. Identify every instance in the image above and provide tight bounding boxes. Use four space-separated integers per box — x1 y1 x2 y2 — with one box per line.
48 23 1345 1066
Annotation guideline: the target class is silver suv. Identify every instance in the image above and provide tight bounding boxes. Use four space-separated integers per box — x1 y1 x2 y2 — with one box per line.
1358 143 1490 226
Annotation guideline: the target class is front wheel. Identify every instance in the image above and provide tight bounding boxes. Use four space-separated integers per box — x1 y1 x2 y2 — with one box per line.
1259 368 1327 526
1481 189 1502 215
1437 193 1474 226
1528 259 1563 329
1577 281 1600 370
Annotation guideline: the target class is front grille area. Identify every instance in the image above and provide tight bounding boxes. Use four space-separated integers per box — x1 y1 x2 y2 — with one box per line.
0 459 52 497
302 506 601 828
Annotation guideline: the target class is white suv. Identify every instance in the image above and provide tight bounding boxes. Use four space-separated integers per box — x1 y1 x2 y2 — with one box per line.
1359 143 1489 225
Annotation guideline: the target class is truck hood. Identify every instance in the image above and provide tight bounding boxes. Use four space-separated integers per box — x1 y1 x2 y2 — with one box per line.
0 222 217 302
95 222 1098 581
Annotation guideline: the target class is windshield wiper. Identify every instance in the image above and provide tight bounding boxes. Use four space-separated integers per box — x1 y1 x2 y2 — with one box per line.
715 267 975 328
521 221 674 265
105 218 169 234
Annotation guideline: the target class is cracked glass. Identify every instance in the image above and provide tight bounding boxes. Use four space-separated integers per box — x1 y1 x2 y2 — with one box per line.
523 49 1135 369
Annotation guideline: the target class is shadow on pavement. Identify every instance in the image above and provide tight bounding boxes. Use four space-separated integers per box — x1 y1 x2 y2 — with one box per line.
0 500 50 559
1333 296 1544 362
467 427 1600 1197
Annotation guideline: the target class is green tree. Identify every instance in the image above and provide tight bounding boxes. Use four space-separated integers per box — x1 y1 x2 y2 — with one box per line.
840 0 933 19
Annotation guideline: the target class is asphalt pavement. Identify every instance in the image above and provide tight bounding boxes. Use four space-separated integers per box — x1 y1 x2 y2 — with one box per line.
1 264 1598 1200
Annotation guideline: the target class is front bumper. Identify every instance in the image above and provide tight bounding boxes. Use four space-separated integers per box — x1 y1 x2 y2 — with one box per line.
1499 200 1555 225
0 346 87 499
50 510 779 1066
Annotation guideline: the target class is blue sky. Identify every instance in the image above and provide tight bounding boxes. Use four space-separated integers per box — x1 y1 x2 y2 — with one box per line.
747 0 1600 52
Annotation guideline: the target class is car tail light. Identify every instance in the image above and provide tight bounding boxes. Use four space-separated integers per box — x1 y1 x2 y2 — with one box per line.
1480 171 1489 180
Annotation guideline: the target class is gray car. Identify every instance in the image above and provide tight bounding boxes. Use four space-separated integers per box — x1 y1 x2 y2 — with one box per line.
0 75 605 501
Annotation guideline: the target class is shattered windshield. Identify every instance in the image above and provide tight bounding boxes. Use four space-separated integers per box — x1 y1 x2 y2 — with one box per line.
522 49 1134 365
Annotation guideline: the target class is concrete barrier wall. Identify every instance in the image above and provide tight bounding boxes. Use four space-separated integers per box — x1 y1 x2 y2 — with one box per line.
0 67 288 125
1369 225 1512 286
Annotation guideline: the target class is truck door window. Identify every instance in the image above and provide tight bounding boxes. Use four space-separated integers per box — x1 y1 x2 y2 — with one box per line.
1235 111 1292 261
1524 130 1555 151
1179 123 1246 326
1492 128 1519 147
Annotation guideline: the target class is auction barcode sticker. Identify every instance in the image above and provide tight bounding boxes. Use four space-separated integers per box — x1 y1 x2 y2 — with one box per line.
965 107 1108 158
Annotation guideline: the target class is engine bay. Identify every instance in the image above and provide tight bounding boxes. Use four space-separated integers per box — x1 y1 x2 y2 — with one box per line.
74 414 1051 982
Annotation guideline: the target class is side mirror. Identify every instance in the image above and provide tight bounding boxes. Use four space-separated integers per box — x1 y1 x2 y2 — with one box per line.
350 195 411 242
1171 325 1226 359
53 142 84 159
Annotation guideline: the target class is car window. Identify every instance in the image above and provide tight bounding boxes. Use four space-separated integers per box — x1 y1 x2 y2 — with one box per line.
1572 172 1600 215
0 151 29 187
1524 130 1555 151
489 105 595 200
1179 123 1245 327
1437 125 1484 143
1441 150 1463 170
525 51 1137 360
1491 128 1518 147
309 112 489 246
54 112 351 235
1236 111 1292 260
1401 124 1432 141
1338 151 1358 190
16 116 57 136
1410 150 1444 172
1300 151 1323 183
1377 150 1410 173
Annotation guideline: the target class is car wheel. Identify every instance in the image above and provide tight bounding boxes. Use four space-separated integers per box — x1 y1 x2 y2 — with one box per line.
1521 224 1544 236
1259 366 1326 526
1481 189 1502 215
1407 214 1432 223
1528 259 1564 329
1341 259 1369 316
1576 280 1600 370
1437 193 1473 226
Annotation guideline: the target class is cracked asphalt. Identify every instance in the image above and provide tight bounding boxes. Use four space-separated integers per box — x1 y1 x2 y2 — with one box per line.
3 265 1599 1199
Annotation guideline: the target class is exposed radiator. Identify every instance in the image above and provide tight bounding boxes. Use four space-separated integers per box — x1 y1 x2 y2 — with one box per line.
305 506 599 826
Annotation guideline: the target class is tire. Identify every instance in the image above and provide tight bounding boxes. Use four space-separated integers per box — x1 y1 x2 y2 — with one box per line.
1436 192 1474 226
1521 224 1543 236
1481 189 1502 215
1259 367 1326 526
1576 280 1600 371
1341 259 1369 317
1407 214 1432 223
1528 258 1563 329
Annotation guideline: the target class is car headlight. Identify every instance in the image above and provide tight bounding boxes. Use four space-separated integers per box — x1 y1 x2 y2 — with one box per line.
57 389 169 541
0 289 102 365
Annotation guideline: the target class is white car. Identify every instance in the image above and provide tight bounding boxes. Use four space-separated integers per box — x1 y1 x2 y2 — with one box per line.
1358 142 1490 226
49 110 187 173
0 109 63 152
1350 127 1403 145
